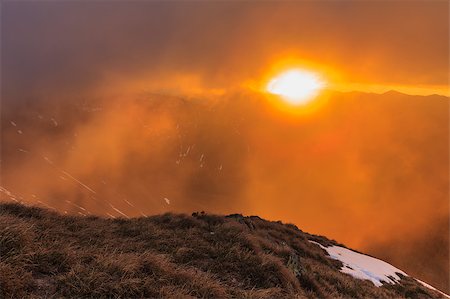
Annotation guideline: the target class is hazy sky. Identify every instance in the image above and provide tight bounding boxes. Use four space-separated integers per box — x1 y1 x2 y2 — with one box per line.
2 1 449 100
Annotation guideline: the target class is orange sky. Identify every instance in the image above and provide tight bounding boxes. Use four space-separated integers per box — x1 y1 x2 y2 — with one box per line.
2 1 449 100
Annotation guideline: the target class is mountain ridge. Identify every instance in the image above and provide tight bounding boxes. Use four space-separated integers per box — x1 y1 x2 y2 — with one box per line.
1 202 447 298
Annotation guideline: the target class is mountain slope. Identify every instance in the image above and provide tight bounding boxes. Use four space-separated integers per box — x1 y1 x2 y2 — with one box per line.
0 202 447 299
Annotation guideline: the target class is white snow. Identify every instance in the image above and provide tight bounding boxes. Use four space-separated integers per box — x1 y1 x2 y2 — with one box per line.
416 279 450 298
60 170 97 194
310 241 406 287
310 241 450 297
0 186 18 202
123 198 135 207
108 203 128 218
51 118 58 127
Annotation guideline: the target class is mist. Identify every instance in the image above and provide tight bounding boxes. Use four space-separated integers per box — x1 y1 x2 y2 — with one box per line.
1 88 448 290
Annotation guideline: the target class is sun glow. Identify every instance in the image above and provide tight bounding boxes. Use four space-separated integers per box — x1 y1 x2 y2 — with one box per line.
267 69 325 105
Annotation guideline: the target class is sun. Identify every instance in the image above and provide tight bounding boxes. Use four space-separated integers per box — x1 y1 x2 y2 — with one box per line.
267 69 325 105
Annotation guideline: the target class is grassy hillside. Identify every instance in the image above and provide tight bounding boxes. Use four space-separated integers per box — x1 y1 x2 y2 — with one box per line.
0 203 445 298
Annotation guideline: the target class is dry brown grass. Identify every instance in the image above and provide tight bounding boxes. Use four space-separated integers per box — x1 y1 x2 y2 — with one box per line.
0 203 446 298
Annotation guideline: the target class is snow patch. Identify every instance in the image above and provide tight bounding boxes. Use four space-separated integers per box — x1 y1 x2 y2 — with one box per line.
416 279 450 298
310 240 450 297
309 241 406 287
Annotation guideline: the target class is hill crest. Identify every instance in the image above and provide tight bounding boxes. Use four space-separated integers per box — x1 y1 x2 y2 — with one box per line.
1 203 448 298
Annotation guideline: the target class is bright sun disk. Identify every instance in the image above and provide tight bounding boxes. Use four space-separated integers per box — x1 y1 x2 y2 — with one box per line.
267 69 325 105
